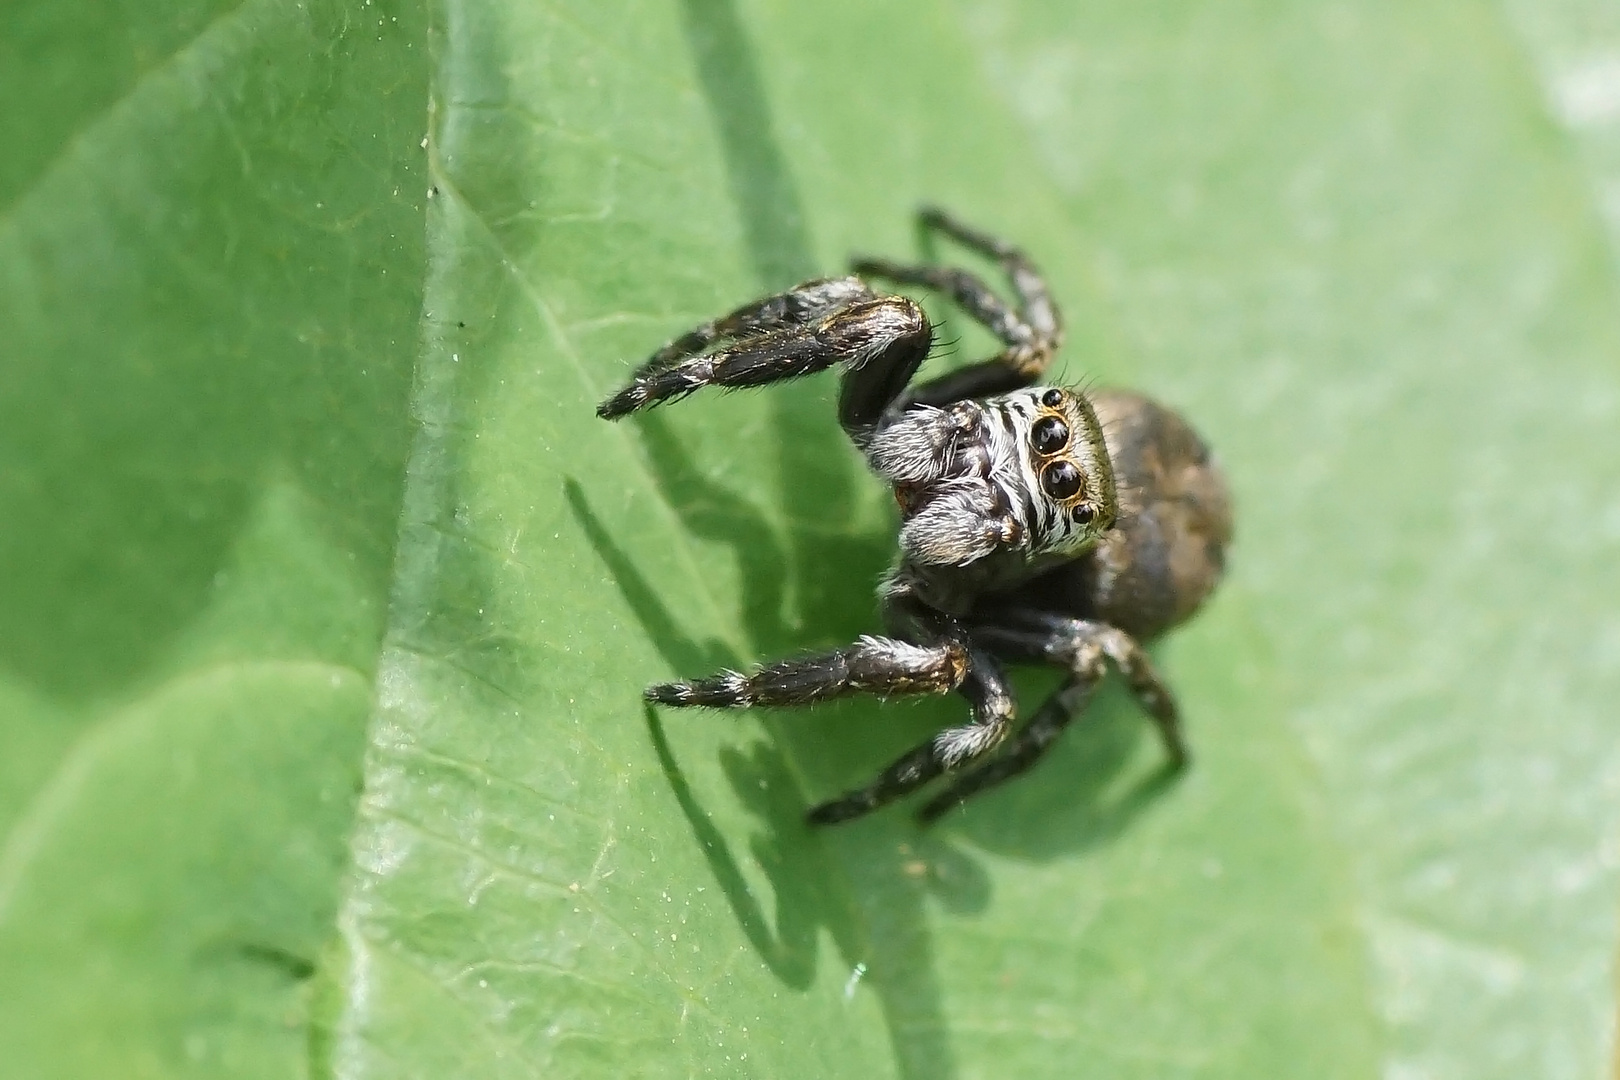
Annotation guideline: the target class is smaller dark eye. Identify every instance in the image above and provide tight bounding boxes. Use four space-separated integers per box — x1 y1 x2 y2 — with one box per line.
1040 460 1084 501
1041 388 1064 408
1071 505 1094 525
1031 415 1069 455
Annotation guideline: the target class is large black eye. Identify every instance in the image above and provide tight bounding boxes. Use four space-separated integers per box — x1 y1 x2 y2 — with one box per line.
1031 415 1069 455
1040 460 1084 501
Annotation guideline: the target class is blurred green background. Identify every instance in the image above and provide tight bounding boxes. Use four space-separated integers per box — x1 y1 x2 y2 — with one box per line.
2 0 1618 1077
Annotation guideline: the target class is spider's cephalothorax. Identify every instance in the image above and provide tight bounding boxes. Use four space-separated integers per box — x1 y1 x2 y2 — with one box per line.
868 384 1117 569
598 208 1231 825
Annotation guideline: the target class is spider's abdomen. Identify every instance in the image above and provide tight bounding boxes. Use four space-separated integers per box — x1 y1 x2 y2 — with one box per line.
1007 389 1232 641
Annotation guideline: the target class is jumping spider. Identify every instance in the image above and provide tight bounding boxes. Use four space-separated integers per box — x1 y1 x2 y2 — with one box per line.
598 208 1231 826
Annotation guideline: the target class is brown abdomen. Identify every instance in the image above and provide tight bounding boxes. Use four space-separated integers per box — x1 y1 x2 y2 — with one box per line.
1013 389 1233 640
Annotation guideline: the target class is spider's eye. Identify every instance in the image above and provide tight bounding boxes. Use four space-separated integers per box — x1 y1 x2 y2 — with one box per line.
1031 415 1069 455
1072 504 1095 525
1040 388 1064 408
1040 460 1084 501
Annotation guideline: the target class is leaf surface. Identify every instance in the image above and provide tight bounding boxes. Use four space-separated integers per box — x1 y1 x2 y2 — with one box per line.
0 0 428 1075
3 1 1617 1078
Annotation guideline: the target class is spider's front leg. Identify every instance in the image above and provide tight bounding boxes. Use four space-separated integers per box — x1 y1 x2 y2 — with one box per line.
596 276 934 438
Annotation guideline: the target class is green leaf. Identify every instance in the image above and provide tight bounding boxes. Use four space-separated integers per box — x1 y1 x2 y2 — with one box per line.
4 0 1618 1078
332 0 1620 1076
0 0 428 1075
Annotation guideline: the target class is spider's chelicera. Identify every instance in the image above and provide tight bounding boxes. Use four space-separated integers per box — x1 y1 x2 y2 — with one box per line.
598 208 1232 826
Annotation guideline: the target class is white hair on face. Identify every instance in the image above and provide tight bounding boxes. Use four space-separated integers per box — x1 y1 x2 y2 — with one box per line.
868 386 1119 568
988 388 1117 556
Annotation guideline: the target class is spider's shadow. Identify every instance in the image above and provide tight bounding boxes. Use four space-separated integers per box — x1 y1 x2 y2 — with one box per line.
568 437 973 1080
566 467 840 998
568 407 1173 1080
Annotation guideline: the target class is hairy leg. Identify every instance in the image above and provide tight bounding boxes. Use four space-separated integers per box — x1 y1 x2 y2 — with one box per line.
850 259 1036 354
800 586 1019 824
916 674 1097 823
804 645 1015 825
911 616 1186 822
888 359 1041 409
598 208 1063 429
598 289 934 433
641 276 874 370
851 207 1065 409
649 627 1018 828
918 205 1061 347
974 614 1187 767
645 635 967 708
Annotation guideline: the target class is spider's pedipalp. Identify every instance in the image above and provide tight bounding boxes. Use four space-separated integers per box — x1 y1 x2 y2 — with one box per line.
897 478 1017 566
863 403 973 485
